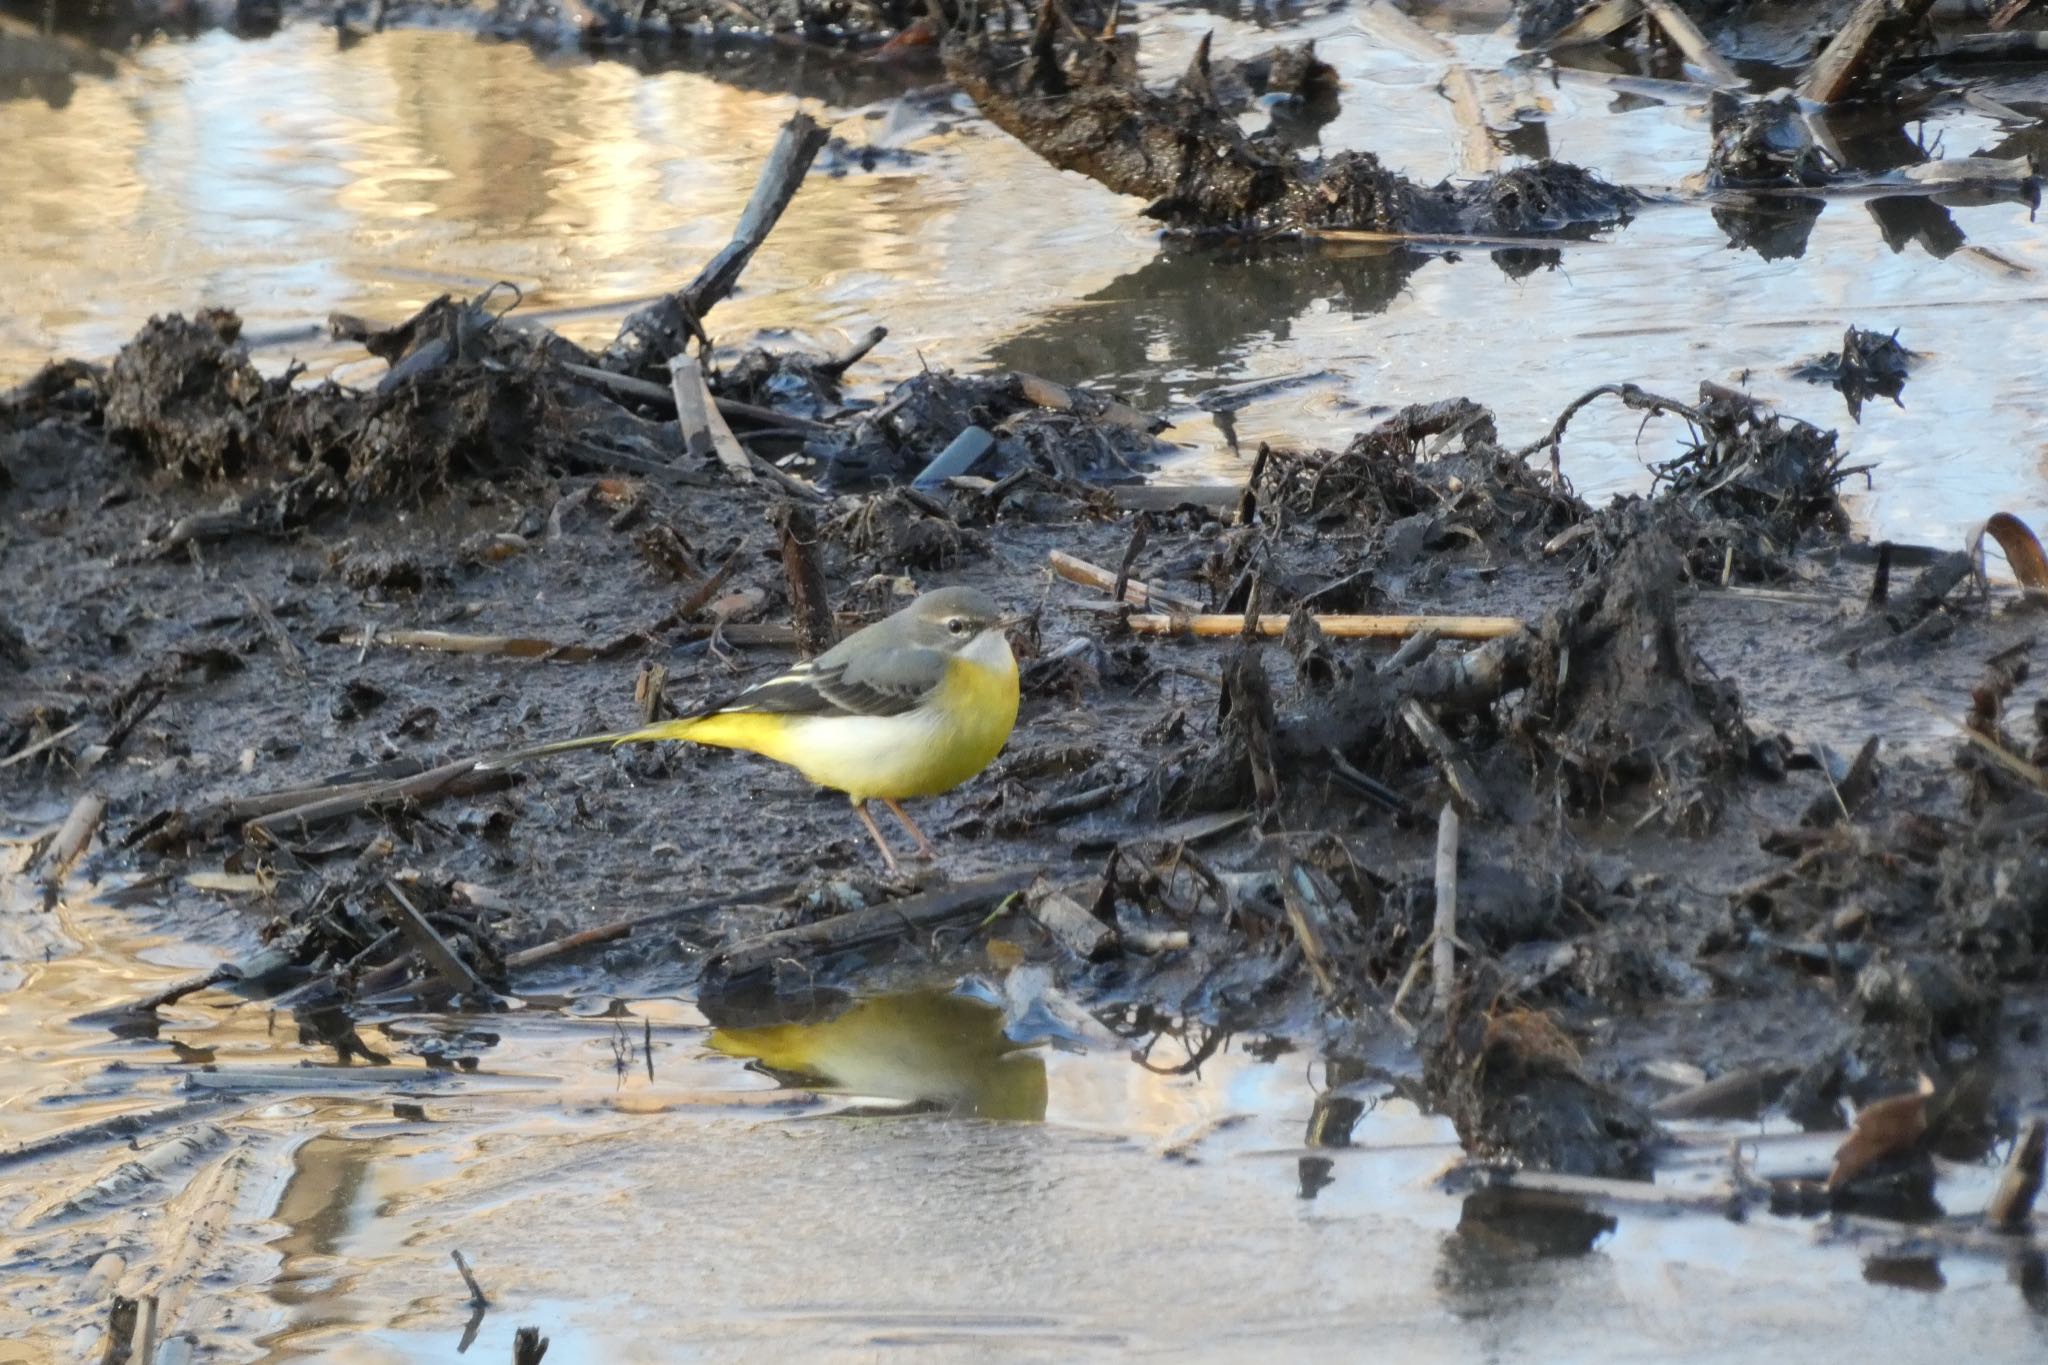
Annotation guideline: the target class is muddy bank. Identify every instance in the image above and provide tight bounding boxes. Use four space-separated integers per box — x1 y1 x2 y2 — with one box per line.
9 144 2048 1206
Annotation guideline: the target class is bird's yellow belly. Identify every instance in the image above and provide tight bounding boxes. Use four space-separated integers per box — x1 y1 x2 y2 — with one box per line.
677 651 1019 802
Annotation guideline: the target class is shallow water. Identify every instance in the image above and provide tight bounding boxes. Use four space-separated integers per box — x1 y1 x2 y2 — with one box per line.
3 861 2045 1362
2 14 2045 545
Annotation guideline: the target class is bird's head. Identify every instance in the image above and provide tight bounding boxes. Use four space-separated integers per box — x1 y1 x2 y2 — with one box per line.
904 586 1027 655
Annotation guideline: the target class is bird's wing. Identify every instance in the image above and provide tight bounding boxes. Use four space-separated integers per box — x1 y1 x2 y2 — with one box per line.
701 646 950 720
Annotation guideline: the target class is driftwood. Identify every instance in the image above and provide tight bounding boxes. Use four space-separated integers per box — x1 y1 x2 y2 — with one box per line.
602 113 830 378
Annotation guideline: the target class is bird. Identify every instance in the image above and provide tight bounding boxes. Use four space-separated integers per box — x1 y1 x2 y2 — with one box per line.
487 586 1024 873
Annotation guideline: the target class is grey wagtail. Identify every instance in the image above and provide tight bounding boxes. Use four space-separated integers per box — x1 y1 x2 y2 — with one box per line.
491 587 1024 872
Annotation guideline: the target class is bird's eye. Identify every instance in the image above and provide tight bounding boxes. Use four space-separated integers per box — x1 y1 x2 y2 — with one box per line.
946 617 969 635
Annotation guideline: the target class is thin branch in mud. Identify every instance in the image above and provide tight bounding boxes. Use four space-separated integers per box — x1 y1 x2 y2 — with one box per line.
1048 549 1201 613
708 870 1040 980
1402 700 1490 817
1431 803 1459 1018
1987 1118 2046 1232
451 1249 489 1307
514 1327 551 1365
238 586 306 679
0 719 82 770
603 113 829 376
506 881 799 970
326 627 625 663
243 758 516 840
669 355 754 485
1125 612 1523 641
384 880 496 1003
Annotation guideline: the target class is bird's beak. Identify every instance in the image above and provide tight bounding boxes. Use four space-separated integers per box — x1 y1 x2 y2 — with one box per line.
995 611 1033 631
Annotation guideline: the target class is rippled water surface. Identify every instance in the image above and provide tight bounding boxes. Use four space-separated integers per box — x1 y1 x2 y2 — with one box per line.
3 14 2045 543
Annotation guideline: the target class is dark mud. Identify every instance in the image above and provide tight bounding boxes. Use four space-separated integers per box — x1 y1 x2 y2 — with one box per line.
943 9 1637 237
10 239 2048 1203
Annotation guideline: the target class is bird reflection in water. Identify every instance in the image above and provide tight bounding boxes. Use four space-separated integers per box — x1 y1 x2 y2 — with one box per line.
708 988 1048 1121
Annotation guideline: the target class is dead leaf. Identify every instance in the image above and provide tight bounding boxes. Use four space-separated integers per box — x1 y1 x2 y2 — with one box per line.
1980 512 2048 589
1828 1076 1936 1191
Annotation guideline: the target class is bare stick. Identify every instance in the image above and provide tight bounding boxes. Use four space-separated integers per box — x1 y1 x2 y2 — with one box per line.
327 628 616 661
710 870 1038 979
1641 0 1741 85
513 1327 551 1365
1431 803 1459 1017
1987 1118 2046 1232
1047 550 1201 613
1402 700 1489 815
384 881 494 1002
0 720 82 770
819 324 888 379
245 760 514 838
603 113 829 375
1013 371 1157 434
670 355 754 485
1126 612 1524 641
451 1249 489 1308
506 881 800 970
776 502 837 658
1796 0 1939 104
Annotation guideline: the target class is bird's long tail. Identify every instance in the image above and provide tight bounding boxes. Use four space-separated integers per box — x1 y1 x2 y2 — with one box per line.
477 717 708 770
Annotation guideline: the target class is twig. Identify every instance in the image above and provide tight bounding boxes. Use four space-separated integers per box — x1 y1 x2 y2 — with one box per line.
670 355 754 485
238 587 307 679
1013 371 1157 434
709 870 1039 979
776 502 835 657
603 112 829 375
1987 1118 2046 1232
1125 612 1523 641
451 1249 490 1308
1516 382 1703 486
244 759 515 838
1402 699 1490 816
384 880 495 1002
0 719 82 770
326 627 620 662
1431 802 1459 1018
513 1327 551 1365
1641 0 1742 85
506 881 799 970
553 362 836 434
1047 549 1201 613
819 324 888 378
